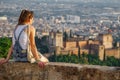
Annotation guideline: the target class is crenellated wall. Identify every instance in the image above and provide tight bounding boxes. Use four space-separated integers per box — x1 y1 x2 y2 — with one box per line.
0 62 120 80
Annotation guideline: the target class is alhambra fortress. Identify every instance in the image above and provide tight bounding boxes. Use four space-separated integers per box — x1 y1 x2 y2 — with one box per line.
47 32 120 61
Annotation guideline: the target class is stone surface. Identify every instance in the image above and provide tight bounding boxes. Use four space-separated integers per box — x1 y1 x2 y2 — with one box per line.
0 62 120 80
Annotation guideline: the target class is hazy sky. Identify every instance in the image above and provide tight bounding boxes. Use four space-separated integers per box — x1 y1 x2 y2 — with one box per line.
0 0 119 3
51 0 120 3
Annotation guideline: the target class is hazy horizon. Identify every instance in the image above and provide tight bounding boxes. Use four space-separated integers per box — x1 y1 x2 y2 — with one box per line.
0 0 120 3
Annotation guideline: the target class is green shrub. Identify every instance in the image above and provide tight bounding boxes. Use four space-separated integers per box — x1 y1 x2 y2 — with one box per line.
0 37 12 58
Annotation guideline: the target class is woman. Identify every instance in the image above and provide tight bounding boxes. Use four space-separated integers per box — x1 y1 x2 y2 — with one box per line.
0 10 48 68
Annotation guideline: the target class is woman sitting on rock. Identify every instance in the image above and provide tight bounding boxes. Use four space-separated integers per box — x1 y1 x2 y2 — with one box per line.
0 9 49 68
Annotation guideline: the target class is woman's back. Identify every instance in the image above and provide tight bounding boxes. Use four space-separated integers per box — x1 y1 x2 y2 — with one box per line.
12 25 28 50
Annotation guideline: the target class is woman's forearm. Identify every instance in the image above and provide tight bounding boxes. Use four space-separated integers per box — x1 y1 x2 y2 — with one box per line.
31 45 40 60
6 45 13 61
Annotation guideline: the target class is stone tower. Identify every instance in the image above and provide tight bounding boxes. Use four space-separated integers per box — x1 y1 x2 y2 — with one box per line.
55 46 61 55
98 45 105 61
49 32 54 46
116 42 120 47
49 31 63 48
48 31 63 54
98 33 113 49
55 32 63 48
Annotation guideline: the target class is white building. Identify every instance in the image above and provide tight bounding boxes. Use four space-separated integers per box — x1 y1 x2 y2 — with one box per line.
0 16 7 21
118 16 120 23
66 15 80 24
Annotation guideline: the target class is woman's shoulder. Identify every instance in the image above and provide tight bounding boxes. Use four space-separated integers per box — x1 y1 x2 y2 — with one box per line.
29 25 35 32
29 25 34 29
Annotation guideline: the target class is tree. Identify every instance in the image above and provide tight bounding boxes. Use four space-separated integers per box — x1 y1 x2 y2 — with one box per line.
48 53 120 67
70 29 73 38
104 56 120 66
0 37 12 58
63 31 68 41
78 47 81 61
35 36 49 54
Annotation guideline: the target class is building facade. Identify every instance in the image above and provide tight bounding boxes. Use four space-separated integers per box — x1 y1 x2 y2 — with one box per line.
48 32 120 61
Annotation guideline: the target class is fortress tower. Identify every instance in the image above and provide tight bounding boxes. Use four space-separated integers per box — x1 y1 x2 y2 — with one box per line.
49 31 63 48
55 32 63 48
98 33 113 49
48 31 63 53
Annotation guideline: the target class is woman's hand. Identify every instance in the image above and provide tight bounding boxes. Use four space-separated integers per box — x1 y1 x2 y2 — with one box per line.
0 58 8 65
37 61 46 68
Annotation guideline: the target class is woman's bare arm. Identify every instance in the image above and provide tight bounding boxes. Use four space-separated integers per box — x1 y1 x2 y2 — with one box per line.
29 26 45 68
0 44 13 65
6 45 13 61
29 26 40 61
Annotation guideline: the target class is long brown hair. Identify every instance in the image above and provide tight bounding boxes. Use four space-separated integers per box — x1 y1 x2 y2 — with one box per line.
18 9 34 25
